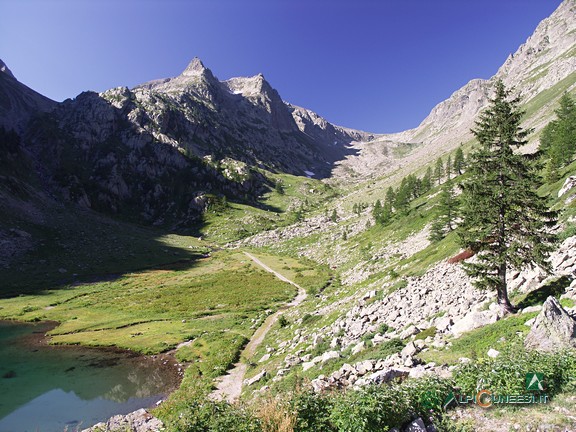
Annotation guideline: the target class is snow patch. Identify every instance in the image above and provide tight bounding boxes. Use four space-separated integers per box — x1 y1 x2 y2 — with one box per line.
304 170 315 178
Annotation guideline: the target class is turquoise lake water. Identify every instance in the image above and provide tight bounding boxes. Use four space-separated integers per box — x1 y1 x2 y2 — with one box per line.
0 321 180 432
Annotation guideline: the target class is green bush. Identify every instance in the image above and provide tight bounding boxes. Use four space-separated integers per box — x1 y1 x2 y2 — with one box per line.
329 385 411 431
378 338 405 358
167 399 260 432
454 348 576 396
301 313 321 326
414 326 437 341
278 315 289 327
292 390 333 432
378 323 393 334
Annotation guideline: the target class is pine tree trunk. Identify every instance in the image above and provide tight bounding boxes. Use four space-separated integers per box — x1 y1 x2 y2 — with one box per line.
497 262 516 313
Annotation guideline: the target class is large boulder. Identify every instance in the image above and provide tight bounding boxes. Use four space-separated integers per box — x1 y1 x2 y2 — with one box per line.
524 296 576 352
82 409 163 432
558 175 576 198
451 310 499 337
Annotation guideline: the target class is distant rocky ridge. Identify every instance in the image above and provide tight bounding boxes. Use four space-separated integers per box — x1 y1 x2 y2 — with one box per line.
0 60 56 132
334 0 576 181
0 57 374 228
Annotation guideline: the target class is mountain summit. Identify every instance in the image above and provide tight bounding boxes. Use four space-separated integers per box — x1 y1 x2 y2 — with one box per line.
182 57 209 76
0 58 15 79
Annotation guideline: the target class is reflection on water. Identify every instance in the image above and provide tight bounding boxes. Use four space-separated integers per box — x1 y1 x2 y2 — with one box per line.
0 321 180 432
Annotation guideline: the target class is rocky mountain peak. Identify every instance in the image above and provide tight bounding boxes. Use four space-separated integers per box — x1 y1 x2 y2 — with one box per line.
0 58 15 79
182 57 208 77
224 73 273 97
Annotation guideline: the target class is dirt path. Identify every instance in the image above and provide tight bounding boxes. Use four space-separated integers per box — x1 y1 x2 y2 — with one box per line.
209 252 307 403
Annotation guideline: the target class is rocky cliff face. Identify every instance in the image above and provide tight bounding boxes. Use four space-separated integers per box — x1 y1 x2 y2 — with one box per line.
334 0 576 180
124 57 371 178
0 60 56 133
0 57 373 228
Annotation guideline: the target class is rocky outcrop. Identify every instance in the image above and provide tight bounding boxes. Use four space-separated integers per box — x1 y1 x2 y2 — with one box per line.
334 0 576 181
0 57 377 228
82 409 163 432
524 296 576 351
326 261 488 350
0 58 56 132
558 175 576 204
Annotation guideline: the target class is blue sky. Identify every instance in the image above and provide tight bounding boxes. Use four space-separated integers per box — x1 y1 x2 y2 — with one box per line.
0 0 563 133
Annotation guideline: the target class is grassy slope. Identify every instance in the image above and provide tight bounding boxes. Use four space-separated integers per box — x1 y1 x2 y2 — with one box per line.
0 251 299 353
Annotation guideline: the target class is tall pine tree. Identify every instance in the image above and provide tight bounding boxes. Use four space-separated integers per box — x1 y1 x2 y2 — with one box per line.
540 93 576 181
429 179 459 242
458 80 557 313
453 146 465 175
434 157 444 185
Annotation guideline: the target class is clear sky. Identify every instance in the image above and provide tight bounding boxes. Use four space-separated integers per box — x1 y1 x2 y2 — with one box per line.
0 0 563 133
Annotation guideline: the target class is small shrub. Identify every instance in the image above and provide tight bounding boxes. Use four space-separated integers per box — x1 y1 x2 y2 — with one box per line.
414 326 437 341
301 314 321 326
292 390 332 432
361 332 376 345
454 348 576 397
378 323 393 334
311 340 331 357
278 315 289 328
378 338 405 358
257 397 295 432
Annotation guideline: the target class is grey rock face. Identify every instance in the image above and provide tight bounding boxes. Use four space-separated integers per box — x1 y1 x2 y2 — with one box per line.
334 0 576 181
82 408 163 432
0 58 56 132
558 175 576 198
0 58 15 78
0 57 377 227
524 296 576 351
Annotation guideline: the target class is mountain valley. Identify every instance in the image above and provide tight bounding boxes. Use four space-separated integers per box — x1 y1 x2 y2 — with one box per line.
1 2 576 432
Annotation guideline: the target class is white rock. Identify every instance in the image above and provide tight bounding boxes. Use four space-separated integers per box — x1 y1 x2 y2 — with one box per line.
372 333 388 345
366 368 409 384
451 310 498 337
355 360 374 375
558 176 576 197
401 341 420 358
321 351 340 363
400 325 420 339
435 316 453 332
351 341 365 355
301 361 316 372
244 370 267 386
521 305 542 314
487 348 500 358
312 334 324 347
259 354 271 363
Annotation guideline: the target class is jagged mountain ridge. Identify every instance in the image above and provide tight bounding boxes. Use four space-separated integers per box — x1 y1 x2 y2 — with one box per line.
334 0 576 181
0 57 375 228
0 60 56 133
119 57 375 177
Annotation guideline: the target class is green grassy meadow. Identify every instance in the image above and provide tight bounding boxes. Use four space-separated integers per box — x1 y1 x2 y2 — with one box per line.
0 250 331 355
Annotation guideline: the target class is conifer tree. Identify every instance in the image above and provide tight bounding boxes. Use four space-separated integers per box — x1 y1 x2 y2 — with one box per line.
446 155 452 179
330 209 338 222
541 93 576 181
458 80 557 313
429 179 458 242
453 146 465 175
434 157 444 185
421 167 433 192
395 177 411 214
372 199 382 221
385 187 395 209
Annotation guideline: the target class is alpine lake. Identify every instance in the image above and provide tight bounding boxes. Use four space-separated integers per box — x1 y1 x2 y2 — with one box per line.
0 320 181 432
